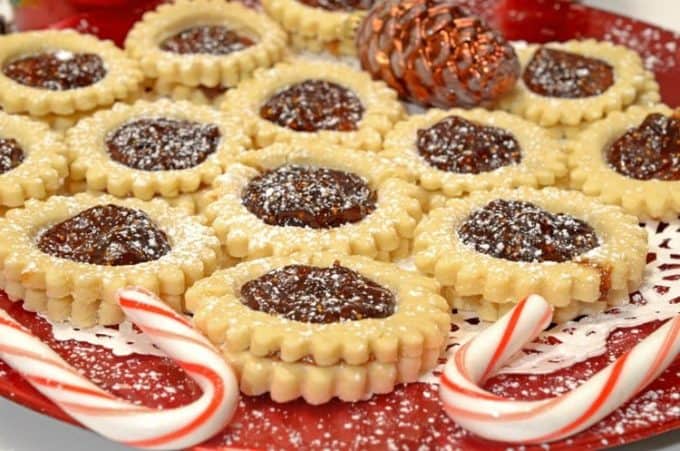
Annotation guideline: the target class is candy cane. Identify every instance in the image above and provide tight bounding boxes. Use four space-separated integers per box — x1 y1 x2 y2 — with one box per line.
440 294 680 444
0 287 239 450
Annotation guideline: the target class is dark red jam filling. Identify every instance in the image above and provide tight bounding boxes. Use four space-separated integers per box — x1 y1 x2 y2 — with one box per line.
2 51 106 91
522 47 614 98
241 165 376 229
605 113 680 181
0 137 24 174
458 199 599 263
297 0 374 11
416 115 521 174
240 262 395 323
37 205 171 266
260 80 364 132
160 25 254 55
106 118 220 171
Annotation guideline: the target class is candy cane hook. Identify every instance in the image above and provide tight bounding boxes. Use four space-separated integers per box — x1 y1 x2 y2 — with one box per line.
440 294 680 444
0 287 239 450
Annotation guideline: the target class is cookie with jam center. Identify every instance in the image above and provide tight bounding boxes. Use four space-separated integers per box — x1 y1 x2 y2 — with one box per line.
0 30 142 117
382 108 567 209
125 0 287 88
498 40 648 127
221 59 404 151
186 252 450 404
568 105 680 220
203 143 423 262
67 99 251 201
0 193 221 327
414 187 647 322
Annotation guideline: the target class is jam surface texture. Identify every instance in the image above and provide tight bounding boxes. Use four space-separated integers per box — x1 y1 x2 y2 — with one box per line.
106 118 221 171
416 115 521 174
522 47 614 98
240 262 396 323
605 113 680 181
458 199 599 263
260 80 364 132
37 204 171 266
160 25 254 55
3 51 106 90
241 165 377 229
0 137 24 174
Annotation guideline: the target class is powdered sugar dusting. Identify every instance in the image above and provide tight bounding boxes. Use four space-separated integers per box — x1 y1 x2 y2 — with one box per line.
603 19 678 72
105 118 221 171
241 164 377 229
240 262 395 323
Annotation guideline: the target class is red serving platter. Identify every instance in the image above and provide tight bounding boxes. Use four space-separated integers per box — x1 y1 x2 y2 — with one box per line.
1 1 679 450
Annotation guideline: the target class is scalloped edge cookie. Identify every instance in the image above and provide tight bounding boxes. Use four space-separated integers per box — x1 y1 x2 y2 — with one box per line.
223 346 441 405
66 99 251 200
144 78 228 108
0 30 143 117
633 69 662 108
414 187 647 314
220 59 404 151
544 69 662 141
0 112 69 208
567 104 679 220
0 192 221 327
444 290 610 323
288 32 357 57
203 143 425 261
262 0 364 56
382 108 568 204
0 193 220 327
125 0 287 88
186 253 450 366
498 40 646 127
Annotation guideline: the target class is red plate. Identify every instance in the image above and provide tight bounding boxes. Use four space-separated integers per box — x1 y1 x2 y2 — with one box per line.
2 1 679 449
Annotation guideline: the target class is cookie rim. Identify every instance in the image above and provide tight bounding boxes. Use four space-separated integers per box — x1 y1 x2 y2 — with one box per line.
186 252 450 369
444 291 612 323
0 112 69 208
0 30 143 117
125 0 288 88
261 0 363 56
146 78 228 108
203 143 425 261
414 187 647 310
66 98 251 200
0 192 221 327
223 346 441 405
567 104 679 220
220 59 404 151
498 39 646 126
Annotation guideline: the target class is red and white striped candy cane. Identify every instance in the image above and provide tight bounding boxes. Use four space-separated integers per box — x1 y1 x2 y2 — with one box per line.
440 294 680 444
0 287 239 450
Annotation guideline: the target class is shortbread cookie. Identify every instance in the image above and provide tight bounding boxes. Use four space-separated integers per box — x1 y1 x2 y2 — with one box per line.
186 252 450 404
414 188 647 320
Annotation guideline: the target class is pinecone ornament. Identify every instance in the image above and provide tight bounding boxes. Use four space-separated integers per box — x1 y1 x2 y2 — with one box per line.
356 0 520 108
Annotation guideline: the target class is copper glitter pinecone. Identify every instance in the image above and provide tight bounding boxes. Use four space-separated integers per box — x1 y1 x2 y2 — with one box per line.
355 0 520 108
